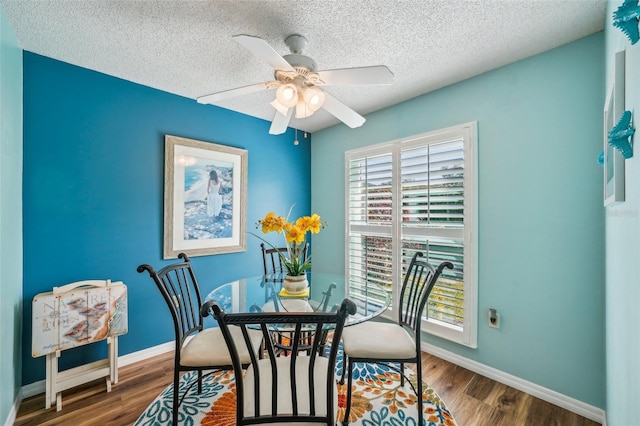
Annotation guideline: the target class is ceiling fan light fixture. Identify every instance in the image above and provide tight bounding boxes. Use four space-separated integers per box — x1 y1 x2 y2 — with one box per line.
295 100 313 119
303 86 325 112
275 83 298 108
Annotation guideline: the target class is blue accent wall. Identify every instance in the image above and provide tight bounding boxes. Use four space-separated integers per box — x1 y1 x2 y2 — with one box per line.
0 4 23 422
22 52 311 385
311 33 605 409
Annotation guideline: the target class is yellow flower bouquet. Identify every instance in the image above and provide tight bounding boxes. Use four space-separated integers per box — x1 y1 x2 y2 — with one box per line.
256 209 326 277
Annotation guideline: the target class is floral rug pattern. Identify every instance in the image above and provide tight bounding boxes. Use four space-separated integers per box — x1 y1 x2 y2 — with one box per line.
136 349 457 426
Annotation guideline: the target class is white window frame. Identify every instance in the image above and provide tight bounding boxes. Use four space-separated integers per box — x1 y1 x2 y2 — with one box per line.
344 122 478 348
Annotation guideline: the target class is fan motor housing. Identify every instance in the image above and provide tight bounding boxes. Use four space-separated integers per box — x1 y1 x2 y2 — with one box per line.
283 34 317 72
283 54 317 72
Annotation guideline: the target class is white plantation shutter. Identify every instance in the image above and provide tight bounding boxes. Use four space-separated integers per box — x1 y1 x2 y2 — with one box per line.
345 123 477 347
347 151 394 302
348 151 393 225
400 141 464 227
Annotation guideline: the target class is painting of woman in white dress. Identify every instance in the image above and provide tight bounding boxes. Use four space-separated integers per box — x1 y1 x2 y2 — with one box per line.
181 159 233 240
207 170 223 220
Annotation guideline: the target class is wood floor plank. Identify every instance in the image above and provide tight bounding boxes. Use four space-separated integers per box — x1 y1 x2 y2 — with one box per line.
429 363 475 402
443 392 496 425
464 374 508 406
421 352 452 384
14 350 601 425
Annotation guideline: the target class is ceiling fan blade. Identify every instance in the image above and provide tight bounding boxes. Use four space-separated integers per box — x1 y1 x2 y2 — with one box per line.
269 108 294 135
233 34 295 72
316 65 394 86
322 93 366 128
197 82 269 104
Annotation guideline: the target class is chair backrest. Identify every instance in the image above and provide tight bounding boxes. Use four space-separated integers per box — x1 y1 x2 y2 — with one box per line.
202 298 356 425
137 253 204 346
398 252 454 338
261 242 309 275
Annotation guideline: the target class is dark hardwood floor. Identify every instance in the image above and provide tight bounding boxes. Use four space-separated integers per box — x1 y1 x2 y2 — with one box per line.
14 351 601 425
420 352 601 426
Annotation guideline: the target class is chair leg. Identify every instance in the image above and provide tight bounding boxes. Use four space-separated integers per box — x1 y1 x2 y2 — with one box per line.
197 370 203 394
400 362 405 386
172 370 180 426
416 358 423 426
342 358 354 425
339 353 347 385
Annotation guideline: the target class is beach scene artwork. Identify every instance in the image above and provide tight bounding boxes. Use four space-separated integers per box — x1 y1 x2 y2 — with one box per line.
164 134 247 258
182 157 234 240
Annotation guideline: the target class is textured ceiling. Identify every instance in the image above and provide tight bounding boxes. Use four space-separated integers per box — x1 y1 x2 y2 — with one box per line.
2 0 606 133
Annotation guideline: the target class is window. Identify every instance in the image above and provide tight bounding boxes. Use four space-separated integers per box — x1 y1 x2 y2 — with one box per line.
345 123 477 347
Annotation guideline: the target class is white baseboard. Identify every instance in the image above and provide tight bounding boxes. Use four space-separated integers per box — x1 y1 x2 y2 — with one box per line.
421 342 606 424
21 341 175 399
3 391 20 426
119 341 174 368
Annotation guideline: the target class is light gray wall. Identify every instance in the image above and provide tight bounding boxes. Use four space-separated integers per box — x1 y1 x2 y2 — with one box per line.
311 33 605 409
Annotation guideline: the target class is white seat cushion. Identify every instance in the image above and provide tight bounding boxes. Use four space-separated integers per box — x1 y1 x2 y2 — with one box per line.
180 326 262 367
341 321 416 359
243 355 337 424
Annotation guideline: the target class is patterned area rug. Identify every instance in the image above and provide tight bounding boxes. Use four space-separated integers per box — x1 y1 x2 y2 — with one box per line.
136 349 457 426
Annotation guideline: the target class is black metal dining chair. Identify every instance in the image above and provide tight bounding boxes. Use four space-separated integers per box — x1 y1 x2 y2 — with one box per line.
339 252 454 426
137 253 262 425
202 297 357 425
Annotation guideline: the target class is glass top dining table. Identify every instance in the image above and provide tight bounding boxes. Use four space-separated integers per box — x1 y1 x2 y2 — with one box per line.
204 272 391 327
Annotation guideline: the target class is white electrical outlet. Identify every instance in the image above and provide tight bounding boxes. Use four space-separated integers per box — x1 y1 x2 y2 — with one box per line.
488 309 500 329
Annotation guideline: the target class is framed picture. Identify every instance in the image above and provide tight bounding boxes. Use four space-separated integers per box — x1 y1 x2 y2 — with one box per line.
164 135 247 258
603 50 625 206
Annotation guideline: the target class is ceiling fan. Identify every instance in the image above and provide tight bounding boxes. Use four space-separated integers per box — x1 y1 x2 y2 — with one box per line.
197 34 394 135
